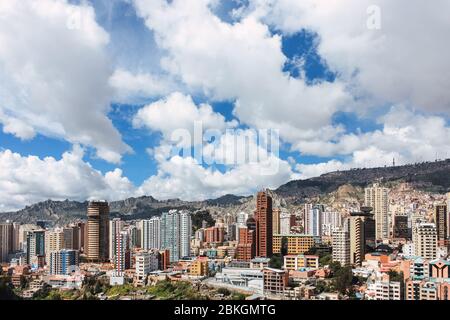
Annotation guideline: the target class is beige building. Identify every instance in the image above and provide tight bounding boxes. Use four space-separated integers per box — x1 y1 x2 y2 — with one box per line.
332 227 350 266
45 229 65 264
273 234 317 255
365 184 389 240
413 223 437 260
348 216 365 266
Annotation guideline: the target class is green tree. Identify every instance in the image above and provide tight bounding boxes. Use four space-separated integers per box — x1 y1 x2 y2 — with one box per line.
269 254 283 269
0 277 20 300
332 266 353 295
329 261 342 274
319 254 332 267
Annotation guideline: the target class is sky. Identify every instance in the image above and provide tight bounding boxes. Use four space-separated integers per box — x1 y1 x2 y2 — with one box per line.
1 0 450 211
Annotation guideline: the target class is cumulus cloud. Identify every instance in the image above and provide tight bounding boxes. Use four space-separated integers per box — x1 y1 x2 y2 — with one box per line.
132 0 352 147
296 106 450 178
109 68 176 103
0 146 136 212
0 0 131 163
133 92 238 143
138 154 295 201
245 0 450 113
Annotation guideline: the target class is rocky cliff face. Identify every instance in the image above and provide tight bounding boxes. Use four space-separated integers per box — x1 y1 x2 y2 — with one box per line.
1 159 450 225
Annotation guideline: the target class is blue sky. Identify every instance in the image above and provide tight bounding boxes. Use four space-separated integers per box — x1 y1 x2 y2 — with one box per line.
0 0 449 210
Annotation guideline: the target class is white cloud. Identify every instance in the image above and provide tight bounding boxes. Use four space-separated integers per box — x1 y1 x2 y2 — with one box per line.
133 92 238 143
109 68 175 103
0 146 137 212
0 0 131 163
296 106 450 178
132 0 352 147
138 154 295 201
245 0 450 114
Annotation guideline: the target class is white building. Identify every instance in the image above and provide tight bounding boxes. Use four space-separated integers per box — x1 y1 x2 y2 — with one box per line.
308 205 324 237
180 211 192 259
280 212 293 235
135 250 160 286
332 227 350 266
109 218 125 261
414 223 437 260
114 231 130 273
140 217 161 250
161 210 192 262
365 280 401 300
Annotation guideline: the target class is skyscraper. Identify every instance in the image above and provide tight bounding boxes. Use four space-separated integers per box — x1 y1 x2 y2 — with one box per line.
141 217 161 250
272 208 281 235
179 211 192 259
347 216 365 266
86 201 110 262
114 231 130 273
109 218 125 262
279 212 295 235
26 230 45 266
255 191 273 257
0 222 14 263
45 229 65 264
365 184 389 240
308 205 324 237
161 210 191 262
303 204 313 234
332 227 350 267
348 207 375 266
434 204 449 245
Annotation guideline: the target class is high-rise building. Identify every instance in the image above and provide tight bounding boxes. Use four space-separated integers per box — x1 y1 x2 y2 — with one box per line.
160 210 191 262
180 211 191 258
272 208 281 235
45 229 65 264
141 217 161 250
414 223 437 260
280 212 295 235
322 211 343 237
365 184 389 240
127 225 140 249
347 216 364 266
308 205 324 237
204 226 225 244
347 207 375 266
49 249 79 275
237 212 249 226
26 230 45 266
236 226 255 261
109 218 125 262
255 191 273 257
63 224 80 250
114 231 131 273
393 215 410 239
303 204 313 234
0 222 14 263
434 204 449 244
86 201 110 262
332 227 350 266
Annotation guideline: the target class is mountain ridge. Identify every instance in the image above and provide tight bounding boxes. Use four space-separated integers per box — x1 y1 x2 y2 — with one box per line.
2 159 450 225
